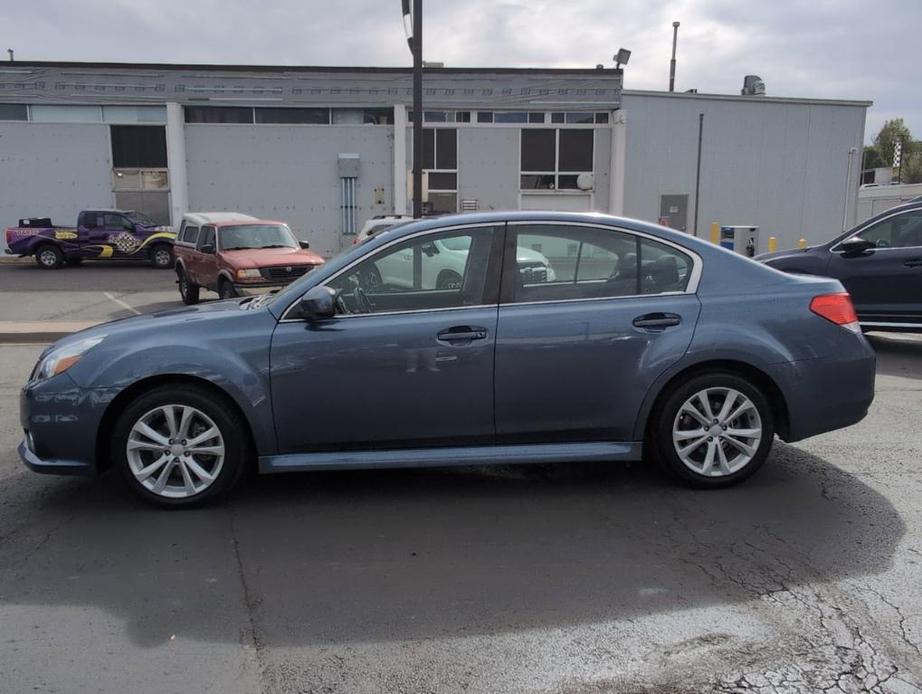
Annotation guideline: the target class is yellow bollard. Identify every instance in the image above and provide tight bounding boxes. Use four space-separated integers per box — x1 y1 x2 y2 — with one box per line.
768 236 778 252
798 238 807 249
710 221 720 244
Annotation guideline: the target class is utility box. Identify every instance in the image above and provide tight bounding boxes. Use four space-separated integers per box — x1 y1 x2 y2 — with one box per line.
720 225 759 257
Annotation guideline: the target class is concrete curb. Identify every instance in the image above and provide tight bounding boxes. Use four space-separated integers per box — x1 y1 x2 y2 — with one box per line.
0 256 32 265
0 321 99 344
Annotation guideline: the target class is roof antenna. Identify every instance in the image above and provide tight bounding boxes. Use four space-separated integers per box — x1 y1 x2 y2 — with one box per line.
7 49 13 62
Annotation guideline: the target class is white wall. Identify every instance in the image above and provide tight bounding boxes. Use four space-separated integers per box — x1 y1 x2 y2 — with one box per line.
621 93 867 251
0 123 113 241
184 125 394 257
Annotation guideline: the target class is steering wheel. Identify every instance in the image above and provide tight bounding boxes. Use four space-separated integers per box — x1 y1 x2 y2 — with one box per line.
353 286 374 314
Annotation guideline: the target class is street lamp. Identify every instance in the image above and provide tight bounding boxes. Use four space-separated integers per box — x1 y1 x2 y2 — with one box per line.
401 0 424 218
614 48 631 70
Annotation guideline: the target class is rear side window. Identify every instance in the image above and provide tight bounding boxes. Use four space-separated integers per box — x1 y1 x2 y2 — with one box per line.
181 224 200 244
505 225 692 303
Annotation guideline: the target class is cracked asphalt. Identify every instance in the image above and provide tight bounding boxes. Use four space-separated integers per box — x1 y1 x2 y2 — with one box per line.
1 333 921 693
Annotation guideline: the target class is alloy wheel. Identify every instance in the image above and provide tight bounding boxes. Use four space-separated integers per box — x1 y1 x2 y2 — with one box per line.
39 249 58 267
126 404 226 499
671 387 763 477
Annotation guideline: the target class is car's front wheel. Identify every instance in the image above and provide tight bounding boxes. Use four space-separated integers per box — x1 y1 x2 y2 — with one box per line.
111 385 248 508
651 371 774 487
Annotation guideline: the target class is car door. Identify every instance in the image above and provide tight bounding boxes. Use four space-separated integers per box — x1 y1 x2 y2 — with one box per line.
494 222 701 443
192 225 216 287
826 208 922 323
270 224 503 453
102 213 136 257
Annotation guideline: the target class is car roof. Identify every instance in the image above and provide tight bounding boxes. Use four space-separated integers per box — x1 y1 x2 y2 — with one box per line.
183 212 260 225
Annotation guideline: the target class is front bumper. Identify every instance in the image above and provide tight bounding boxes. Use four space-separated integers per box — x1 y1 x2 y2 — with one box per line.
18 374 113 477
232 282 283 297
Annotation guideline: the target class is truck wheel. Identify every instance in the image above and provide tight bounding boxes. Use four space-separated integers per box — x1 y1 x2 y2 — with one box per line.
150 244 174 269
177 268 200 305
35 245 64 269
218 279 238 300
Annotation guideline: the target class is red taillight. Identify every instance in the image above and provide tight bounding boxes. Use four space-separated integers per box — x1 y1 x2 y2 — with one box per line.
810 293 859 331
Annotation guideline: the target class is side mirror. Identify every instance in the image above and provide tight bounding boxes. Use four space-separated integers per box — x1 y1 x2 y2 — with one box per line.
840 237 875 255
298 285 336 321
200 243 215 254
299 241 310 249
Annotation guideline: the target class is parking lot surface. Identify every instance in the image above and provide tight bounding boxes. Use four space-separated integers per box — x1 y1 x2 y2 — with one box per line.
0 330 921 693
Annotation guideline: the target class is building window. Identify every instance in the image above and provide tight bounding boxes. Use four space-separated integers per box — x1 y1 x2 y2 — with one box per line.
362 108 394 125
255 107 330 124
520 129 594 190
0 104 28 121
494 112 528 123
184 106 254 124
110 125 167 168
421 128 458 214
477 111 493 123
594 112 610 124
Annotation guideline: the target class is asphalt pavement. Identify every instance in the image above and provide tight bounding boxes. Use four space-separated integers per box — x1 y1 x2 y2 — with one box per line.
1 333 922 692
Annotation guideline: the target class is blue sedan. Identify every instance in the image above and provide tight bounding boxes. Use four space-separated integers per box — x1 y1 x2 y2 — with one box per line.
18 212 876 507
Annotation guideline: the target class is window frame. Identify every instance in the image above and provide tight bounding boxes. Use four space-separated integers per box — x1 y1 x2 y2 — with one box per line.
197 225 217 252
519 129 595 192
280 223 504 321
499 221 701 306
421 127 459 214
831 208 922 253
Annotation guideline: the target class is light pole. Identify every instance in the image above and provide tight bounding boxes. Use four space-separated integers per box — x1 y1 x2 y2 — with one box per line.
402 0 424 218
669 21 680 92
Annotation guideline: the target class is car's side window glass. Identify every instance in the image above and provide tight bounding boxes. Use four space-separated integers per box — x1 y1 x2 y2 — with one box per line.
104 214 131 231
508 225 639 303
182 225 200 244
857 210 922 249
197 226 215 251
327 227 495 315
639 237 693 295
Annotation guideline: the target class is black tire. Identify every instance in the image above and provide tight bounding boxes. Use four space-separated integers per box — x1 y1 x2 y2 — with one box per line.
650 371 775 488
111 385 248 508
150 244 174 269
65 256 83 266
177 268 200 305
436 270 463 290
34 244 64 269
218 278 238 300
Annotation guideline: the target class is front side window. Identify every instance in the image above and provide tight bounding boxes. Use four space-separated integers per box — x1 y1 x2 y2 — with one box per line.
327 227 497 315
197 226 216 251
506 225 692 303
856 209 922 249
103 214 132 231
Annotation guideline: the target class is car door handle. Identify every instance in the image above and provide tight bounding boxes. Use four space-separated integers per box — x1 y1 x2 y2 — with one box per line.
437 326 487 342
903 258 922 267
632 313 682 330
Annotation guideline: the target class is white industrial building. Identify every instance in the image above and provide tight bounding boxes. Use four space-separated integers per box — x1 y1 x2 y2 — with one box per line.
0 61 870 257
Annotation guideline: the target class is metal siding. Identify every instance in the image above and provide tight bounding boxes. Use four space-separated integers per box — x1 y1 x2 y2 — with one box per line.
184 125 393 257
592 126 611 211
457 128 519 211
622 94 867 250
0 122 112 245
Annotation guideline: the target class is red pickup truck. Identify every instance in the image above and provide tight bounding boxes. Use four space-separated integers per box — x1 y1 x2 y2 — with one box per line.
173 213 324 304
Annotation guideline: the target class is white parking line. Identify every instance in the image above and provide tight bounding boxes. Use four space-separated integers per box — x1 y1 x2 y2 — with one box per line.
103 292 141 316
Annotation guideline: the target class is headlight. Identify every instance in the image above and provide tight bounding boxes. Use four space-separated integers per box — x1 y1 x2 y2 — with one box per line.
32 335 105 382
236 268 261 279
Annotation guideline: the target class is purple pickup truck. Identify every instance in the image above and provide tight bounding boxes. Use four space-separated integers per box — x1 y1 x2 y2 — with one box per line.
4 209 175 269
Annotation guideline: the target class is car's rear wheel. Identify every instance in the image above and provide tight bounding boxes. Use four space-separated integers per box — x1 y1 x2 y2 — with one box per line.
112 385 247 508
177 268 200 305
218 279 237 300
651 371 774 487
34 245 64 269
150 244 173 269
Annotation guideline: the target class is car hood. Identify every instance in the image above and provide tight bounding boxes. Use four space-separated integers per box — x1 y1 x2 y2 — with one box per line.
754 247 816 264
221 247 324 269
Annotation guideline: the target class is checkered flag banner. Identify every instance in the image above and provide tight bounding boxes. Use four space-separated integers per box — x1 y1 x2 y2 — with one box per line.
893 140 902 169
111 231 141 254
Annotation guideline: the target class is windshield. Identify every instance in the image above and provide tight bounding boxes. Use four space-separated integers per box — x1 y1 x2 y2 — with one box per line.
219 224 299 251
125 210 155 226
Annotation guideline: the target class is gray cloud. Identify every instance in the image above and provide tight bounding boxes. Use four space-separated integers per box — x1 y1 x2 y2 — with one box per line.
1 0 918 141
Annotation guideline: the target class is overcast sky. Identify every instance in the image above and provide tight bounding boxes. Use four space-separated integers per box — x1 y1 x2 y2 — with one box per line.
2 0 917 144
